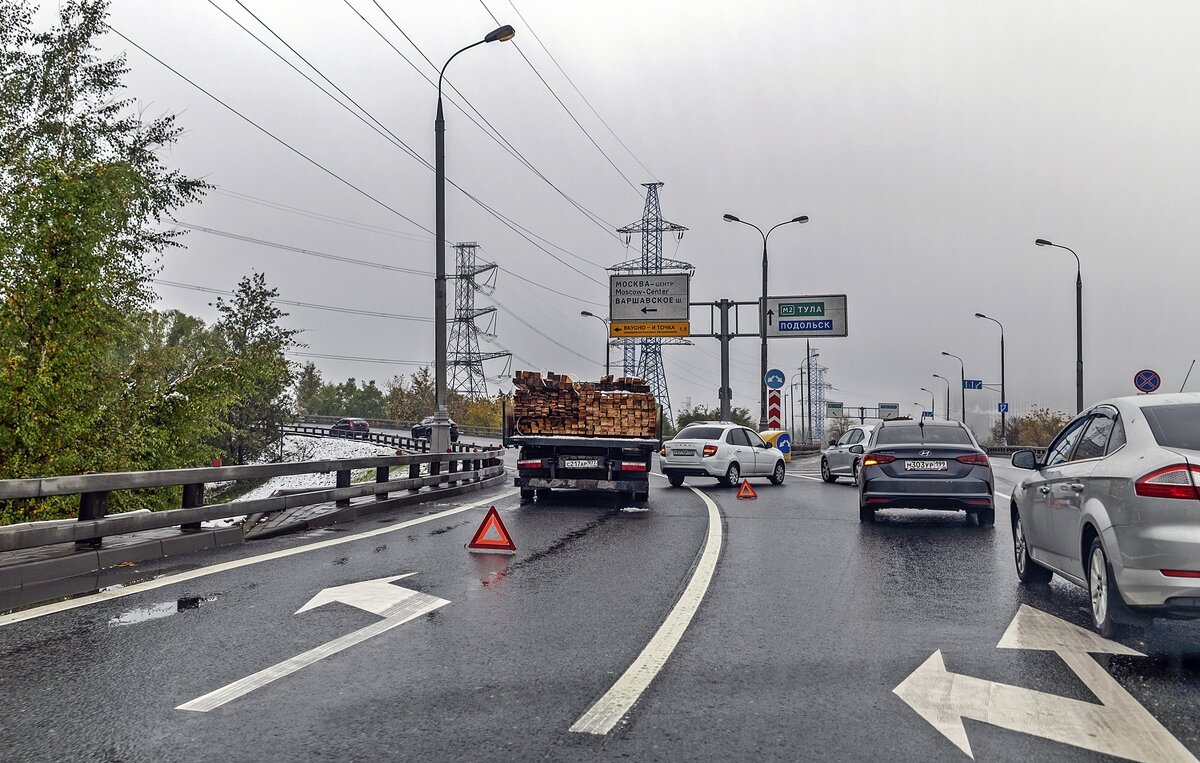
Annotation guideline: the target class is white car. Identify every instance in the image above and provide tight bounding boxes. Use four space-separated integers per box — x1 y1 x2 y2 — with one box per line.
660 421 787 488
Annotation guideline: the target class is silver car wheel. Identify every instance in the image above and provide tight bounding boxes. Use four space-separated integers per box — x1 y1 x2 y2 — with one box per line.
1014 517 1028 575
1089 545 1108 627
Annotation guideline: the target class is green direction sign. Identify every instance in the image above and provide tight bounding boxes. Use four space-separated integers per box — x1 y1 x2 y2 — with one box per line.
778 302 826 318
826 401 843 415
764 294 848 338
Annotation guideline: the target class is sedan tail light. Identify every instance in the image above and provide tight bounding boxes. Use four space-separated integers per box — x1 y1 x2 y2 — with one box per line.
863 453 896 466
702 444 719 458
956 453 990 466
1135 464 1200 500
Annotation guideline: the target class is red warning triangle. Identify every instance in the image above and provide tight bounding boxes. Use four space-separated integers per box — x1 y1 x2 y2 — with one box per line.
467 506 516 554
736 481 758 500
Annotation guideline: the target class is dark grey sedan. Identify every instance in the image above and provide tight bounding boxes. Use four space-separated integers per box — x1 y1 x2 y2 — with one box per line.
857 419 994 524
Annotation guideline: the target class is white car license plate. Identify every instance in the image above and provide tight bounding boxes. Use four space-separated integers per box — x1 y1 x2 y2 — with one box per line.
905 460 948 471
562 458 601 469
672 449 695 457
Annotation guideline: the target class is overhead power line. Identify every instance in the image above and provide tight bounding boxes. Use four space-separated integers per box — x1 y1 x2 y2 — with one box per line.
213 188 431 241
109 27 433 235
289 351 430 367
152 279 434 321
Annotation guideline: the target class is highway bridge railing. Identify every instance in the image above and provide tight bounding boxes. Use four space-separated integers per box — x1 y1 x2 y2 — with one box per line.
0 447 504 554
291 415 502 440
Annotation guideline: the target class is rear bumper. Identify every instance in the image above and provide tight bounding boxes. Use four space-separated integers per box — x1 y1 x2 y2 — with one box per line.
860 476 993 511
515 477 646 492
1105 524 1200 609
662 466 722 478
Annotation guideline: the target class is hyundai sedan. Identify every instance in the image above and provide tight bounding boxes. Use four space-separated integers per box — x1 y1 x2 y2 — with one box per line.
858 419 994 524
1010 393 1200 636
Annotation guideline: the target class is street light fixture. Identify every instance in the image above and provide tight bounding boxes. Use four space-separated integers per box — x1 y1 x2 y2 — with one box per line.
1035 238 1083 413
975 312 1007 444
431 25 516 454
920 387 935 419
932 374 950 422
580 311 610 377
723 212 810 429
941 351 965 423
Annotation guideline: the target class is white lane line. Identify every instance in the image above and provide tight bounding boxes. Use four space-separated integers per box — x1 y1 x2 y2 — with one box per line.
569 485 722 735
0 490 516 628
794 475 824 482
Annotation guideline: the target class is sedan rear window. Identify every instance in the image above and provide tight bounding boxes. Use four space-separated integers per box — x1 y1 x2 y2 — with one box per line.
1143 403 1200 451
676 426 725 440
875 424 973 445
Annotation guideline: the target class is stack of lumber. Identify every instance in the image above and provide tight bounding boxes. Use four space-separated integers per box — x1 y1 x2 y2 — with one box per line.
512 371 657 438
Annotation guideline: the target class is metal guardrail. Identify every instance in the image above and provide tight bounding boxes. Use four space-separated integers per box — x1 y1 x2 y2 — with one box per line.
279 424 494 453
292 415 502 440
0 447 504 553
985 445 1048 459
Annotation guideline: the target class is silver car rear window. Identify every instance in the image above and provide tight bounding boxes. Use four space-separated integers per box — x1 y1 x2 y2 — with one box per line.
875 424 973 445
676 426 725 440
1143 404 1200 451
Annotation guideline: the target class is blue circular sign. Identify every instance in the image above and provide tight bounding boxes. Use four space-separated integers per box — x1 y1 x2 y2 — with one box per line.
775 433 791 454
764 369 786 389
1134 369 1161 393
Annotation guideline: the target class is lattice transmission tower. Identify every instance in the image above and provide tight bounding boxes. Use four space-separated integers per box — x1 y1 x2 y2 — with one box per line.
808 365 828 445
609 183 693 422
448 242 510 398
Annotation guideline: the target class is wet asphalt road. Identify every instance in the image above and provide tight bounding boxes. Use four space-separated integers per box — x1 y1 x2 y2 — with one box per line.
2 455 1199 762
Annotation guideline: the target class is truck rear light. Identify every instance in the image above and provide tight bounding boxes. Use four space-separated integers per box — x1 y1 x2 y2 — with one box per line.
956 453 990 466
1161 569 1200 578
863 453 895 466
620 462 648 472
1134 465 1200 500
517 459 543 469
702 444 718 457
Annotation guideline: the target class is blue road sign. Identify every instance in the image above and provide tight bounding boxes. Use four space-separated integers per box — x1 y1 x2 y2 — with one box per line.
1134 369 1161 393
764 369 786 389
963 379 983 390
998 402 1009 414
922 410 934 418
775 433 791 454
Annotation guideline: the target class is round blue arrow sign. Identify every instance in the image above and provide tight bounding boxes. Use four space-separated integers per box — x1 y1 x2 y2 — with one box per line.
764 369 786 389
1134 369 1161 393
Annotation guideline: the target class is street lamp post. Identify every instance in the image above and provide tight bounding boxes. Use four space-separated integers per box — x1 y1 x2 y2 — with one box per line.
723 213 809 429
920 387 935 419
789 370 805 440
1035 238 1083 413
432 24 516 454
932 374 950 421
580 311 610 377
975 312 1006 444
942 351 965 424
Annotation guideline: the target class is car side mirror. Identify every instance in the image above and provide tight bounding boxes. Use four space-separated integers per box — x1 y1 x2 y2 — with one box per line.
828 439 837 447
1011 450 1038 470
850 445 864 454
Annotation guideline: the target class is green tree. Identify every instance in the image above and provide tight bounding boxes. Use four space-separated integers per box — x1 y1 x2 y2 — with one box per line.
212 273 299 464
673 404 754 434
990 407 1072 447
0 0 205 504
293 362 323 415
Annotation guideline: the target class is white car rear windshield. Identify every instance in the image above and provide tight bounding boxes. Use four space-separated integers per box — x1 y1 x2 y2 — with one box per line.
676 426 725 440
875 424 973 445
1143 403 1200 451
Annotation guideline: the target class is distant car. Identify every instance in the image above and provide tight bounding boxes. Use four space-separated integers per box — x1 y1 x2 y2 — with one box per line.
1010 393 1200 636
660 421 787 488
330 417 370 439
411 416 460 442
858 419 994 525
821 424 875 484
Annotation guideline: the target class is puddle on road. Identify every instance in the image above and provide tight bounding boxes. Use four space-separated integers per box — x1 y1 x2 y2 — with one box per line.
108 593 221 626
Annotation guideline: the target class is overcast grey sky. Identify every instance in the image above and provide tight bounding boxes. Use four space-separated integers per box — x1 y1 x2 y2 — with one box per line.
61 1 1200 424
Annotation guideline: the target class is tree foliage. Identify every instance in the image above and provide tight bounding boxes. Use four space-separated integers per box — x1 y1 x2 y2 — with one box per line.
670 404 754 436
989 407 1072 447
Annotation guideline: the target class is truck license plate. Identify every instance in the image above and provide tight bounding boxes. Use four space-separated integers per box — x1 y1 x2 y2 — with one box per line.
905 460 947 471
562 458 601 469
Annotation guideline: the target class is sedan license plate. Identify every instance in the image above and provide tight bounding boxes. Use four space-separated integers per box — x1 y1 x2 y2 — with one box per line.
905 460 948 471
672 449 696 457
561 458 602 469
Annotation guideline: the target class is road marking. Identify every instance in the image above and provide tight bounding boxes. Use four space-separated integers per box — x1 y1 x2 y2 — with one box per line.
178 574 448 712
795 475 824 482
894 604 1195 761
0 490 515 628
569 485 722 735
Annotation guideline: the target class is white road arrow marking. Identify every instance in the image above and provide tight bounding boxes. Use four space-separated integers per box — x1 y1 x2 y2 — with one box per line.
894 605 1195 762
178 574 448 712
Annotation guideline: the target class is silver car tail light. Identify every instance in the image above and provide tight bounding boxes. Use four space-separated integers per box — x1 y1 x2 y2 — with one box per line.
1134 464 1200 500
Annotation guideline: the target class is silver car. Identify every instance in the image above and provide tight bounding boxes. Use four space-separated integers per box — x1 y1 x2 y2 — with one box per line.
660 422 787 488
1010 393 1200 636
821 424 875 484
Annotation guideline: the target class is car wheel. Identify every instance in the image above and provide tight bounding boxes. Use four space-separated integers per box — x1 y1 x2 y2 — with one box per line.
1087 538 1128 638
769 461 786 485
859 504 876 523
719 462 741 487
850 460 861 487
820 458 837 483
1013 510 1053 584
519 487 535 501
667 474 685 488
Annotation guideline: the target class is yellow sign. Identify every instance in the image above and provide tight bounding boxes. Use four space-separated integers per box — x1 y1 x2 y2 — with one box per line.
609 321 690 338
